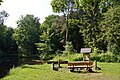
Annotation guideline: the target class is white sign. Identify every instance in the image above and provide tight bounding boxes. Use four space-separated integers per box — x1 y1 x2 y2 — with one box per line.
81 48 91 53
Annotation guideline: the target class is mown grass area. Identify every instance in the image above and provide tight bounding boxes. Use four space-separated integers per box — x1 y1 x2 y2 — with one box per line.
52 54 83 61
1 62 120 80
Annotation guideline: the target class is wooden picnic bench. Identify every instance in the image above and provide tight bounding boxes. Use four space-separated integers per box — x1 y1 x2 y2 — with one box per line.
68 61 94 72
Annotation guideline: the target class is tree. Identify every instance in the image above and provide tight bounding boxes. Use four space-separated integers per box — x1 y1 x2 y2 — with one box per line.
52 15 66 46
36 15 55 59
51 0 75 45
101 2 120 54
0 24 18 67
0 24 7 64
36 15 66 59
0 10 9 24
73 0 109 49
13 14 41 60
68 19 84 52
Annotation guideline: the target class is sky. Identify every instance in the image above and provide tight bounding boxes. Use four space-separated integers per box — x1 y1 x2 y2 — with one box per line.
0 0 53 28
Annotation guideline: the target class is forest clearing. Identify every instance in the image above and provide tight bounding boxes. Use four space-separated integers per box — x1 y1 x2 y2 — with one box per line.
2 62 120 80
0 0 120 79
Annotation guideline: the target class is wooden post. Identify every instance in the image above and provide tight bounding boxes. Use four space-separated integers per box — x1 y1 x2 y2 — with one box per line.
83 53 85 61
94 60 97 70
52 62 55 70
83 53 90 61
81 48 91 61
58 60 60 68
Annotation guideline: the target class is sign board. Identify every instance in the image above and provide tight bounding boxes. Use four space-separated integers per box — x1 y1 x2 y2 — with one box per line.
81 48 91 53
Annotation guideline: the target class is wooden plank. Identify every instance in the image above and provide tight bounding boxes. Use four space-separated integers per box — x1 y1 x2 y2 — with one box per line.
47 61 68 64
68 61 93 70
68 66 92 69
68 61 93 66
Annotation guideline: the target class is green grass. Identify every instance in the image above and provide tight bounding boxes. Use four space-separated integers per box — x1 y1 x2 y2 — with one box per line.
52 54 83 61
1 62 120 80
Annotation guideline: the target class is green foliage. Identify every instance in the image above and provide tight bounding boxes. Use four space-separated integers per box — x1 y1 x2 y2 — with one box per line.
51 0 75 45
51 0 74 13
91 50 120 62
0 24 18 67
72 56 83 61
68 19 84 52
51 0 68 13
36 15 65 60
53 53 82 61
101 4 120 54
79 0 105 48
63 41 74 55
107 43 120 55
35 39 53 60
0 10 19 69
13 14 41 59
52 15 66 46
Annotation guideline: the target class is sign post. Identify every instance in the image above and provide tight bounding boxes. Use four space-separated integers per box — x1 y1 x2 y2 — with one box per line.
81 48 91 61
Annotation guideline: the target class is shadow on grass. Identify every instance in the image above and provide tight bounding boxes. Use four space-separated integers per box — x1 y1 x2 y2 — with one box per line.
70 70 101 74
21 65 41 69
0 62 18 78
0 69 9 78
69 68 102 74
69 66 102 74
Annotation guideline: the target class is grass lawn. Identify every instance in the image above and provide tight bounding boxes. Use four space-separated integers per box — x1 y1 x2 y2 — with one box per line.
1 62 120 80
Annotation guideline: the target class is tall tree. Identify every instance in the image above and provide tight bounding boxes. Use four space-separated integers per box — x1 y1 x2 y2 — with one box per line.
36 15 66 59
13 14 41 59
100 1 120 54
36 15 57 59
51 0 74 45
0 24 18 67
74 0 109 49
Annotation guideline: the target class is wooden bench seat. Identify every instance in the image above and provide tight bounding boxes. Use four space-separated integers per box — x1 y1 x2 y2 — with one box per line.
68 66 92 68
47 61 68 64
68 61 93 72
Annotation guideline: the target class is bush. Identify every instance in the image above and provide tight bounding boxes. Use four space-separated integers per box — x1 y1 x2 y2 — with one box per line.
91 54 101 62
116 55 120 63
91 50 120 62
99 52 113 62
72 57 83 61
53 47 120 62
91 47 102 61
63 41 75 56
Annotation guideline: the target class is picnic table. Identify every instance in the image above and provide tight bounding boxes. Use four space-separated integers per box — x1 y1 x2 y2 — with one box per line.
68 61 94 72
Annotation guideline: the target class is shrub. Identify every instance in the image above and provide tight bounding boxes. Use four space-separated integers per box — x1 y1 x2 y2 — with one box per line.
91 54 101 62
107 43 120 55
91 47 102 61
72 57 83 61
63 41 75 55
116 55 120 62
91 50 120 62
